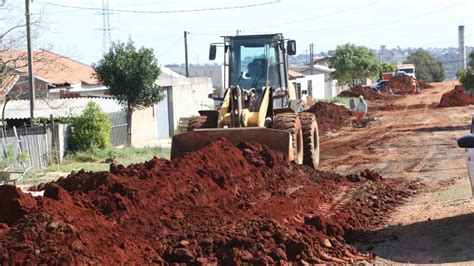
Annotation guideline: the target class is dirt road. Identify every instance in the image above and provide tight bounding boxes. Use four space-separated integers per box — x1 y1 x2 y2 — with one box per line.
320 81 474 263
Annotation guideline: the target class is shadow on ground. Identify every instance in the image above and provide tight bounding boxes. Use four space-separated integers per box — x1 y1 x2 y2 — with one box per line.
396 125 470 133
355 213 474 263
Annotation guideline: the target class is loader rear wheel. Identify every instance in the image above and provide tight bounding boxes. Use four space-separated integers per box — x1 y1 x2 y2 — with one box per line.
299 112 320 168
187 116 217 131
272 113 304 164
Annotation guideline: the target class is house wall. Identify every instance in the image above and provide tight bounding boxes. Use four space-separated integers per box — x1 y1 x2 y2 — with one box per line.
10 76 49 99
156 76 214 137
294 74 325 100
325 80 349 98
131 107 156 146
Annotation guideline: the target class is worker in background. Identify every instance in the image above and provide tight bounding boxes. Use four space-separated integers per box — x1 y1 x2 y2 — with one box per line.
355 95 368 127
411 79 418 94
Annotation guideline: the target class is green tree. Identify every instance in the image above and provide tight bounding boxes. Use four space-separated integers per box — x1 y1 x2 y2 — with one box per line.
93 39 163 144
329 44 380 86
403 49 445 82
457 52 474 95
380 63 396 73
70 102 111 151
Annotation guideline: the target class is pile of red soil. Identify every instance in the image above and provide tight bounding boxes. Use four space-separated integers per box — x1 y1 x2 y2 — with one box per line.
338 86 384 100
381 75 415 93
0 140 421 264
306 102 353 134
439 85 474 107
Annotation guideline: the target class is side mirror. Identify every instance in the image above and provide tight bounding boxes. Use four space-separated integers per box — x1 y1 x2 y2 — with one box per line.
287 40 297 56
209 45 217 60
458 134 474 148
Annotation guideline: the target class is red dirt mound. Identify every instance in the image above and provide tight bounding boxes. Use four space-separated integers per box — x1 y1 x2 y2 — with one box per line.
439 85 474 107
0 140 422 264
381 75 415 93
306 102 353 134
338 86 384 100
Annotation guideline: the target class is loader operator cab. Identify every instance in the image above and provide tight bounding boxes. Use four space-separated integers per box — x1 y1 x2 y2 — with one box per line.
209 34 296 109
172 33 320 169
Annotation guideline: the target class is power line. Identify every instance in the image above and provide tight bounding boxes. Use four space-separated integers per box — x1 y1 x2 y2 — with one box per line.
42 0 281 14
263 1 467 36
244 1 380 31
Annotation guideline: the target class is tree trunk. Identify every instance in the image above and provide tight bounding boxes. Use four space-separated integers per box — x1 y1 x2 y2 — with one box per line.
127 106 133 146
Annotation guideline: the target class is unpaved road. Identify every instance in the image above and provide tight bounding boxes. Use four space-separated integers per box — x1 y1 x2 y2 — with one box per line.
320 81 474 264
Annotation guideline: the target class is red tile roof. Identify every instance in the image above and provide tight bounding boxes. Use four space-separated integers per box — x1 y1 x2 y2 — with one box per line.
1 50 98 85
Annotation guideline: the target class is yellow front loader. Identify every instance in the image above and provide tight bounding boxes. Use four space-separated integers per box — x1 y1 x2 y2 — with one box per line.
171 33 320 168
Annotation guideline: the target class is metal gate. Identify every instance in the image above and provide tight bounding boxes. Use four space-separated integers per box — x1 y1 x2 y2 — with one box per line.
155 87 173 138
109 111 128 146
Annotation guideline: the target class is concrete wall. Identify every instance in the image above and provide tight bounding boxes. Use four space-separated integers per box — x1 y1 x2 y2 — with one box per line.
294 74 325 100
157 75 214 137
325 80 349 98
131 107 156 146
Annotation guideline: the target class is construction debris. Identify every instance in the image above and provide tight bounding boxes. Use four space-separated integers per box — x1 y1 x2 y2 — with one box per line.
306 102 353 134
0 139 421 264
439 85 474 107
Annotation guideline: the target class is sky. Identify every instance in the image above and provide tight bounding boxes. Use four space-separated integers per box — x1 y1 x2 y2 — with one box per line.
2 0 474 66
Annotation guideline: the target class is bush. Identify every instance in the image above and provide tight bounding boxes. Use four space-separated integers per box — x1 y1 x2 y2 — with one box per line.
457 52 474 95
70 102 111 151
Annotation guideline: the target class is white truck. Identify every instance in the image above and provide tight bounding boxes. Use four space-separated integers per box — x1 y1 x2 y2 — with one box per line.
396 64 416 79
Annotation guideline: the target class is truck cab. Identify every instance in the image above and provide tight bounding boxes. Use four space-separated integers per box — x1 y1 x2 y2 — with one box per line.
396 64 416 79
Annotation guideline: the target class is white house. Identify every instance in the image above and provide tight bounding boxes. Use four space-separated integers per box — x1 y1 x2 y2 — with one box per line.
288 69 326 100
155 67 214 139
295 59 349 98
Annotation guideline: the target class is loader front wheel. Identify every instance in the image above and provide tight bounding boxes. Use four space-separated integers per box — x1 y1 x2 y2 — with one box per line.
272 113 304 164
187 116 217 131
299 112 320 168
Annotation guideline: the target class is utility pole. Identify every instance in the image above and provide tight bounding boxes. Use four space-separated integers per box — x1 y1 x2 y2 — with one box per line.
184 31 189 77
25 0 35 126
310 43 314 75
459 25 466 70
236 29 240 35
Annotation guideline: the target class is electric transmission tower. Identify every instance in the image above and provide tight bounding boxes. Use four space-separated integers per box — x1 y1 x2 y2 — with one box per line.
101 0 112 54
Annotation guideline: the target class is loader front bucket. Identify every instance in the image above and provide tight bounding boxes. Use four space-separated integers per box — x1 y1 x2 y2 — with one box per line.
171 128 293 160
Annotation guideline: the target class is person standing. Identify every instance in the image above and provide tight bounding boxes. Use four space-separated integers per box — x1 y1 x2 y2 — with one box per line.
355 95 368 127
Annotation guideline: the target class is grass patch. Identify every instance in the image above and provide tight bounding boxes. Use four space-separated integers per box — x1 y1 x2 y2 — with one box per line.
317 97 349 105
20 146 170 185
316 97 351 108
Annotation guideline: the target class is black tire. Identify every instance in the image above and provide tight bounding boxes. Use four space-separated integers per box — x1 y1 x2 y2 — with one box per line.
299 112 320 168
272 113 304 164
187 116 217 131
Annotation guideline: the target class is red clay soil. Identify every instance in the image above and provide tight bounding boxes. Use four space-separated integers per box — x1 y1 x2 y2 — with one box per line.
416 80 433 89
0 140 421 264
338 86 384 100
369 104 405 112
381 75 415 93
306 102 353 134
439 85 474 107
